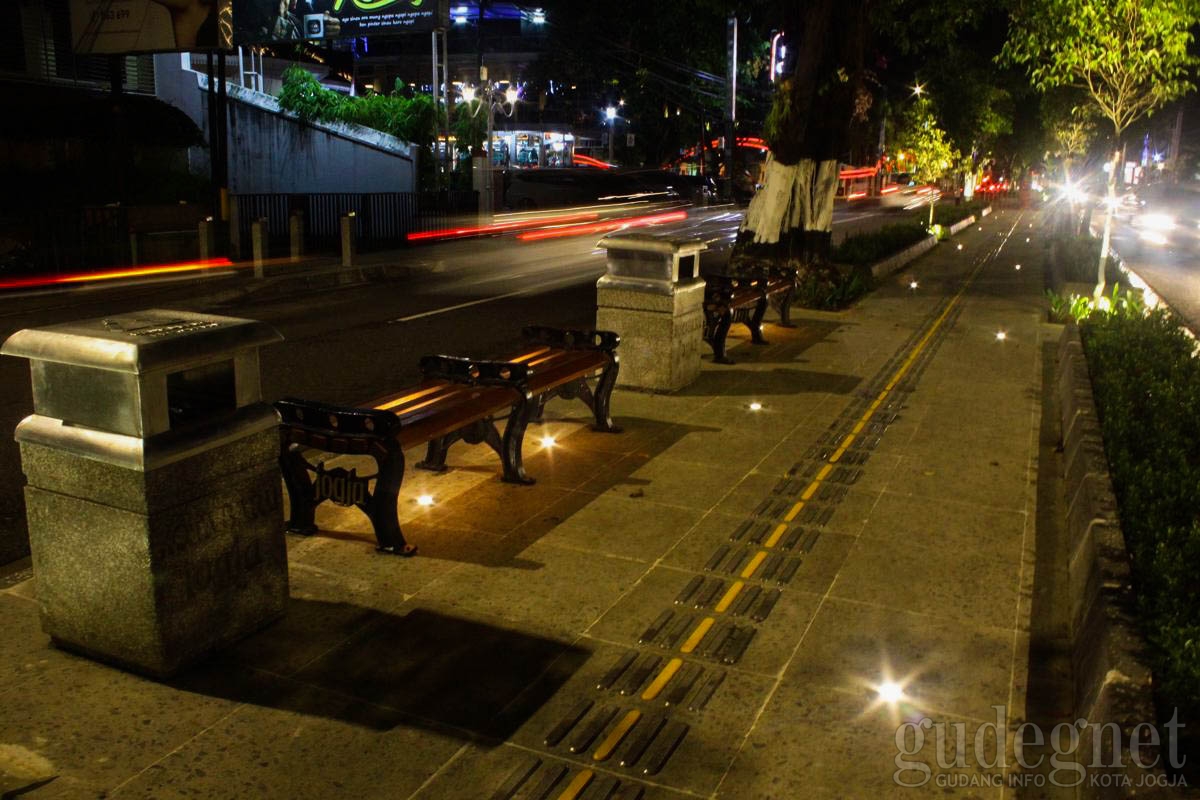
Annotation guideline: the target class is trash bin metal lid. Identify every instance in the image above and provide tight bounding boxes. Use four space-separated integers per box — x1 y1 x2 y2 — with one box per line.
598 230 707 255
0 309 283 374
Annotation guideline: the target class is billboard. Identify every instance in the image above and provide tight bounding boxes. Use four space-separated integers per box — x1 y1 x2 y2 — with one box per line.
71 0 232 54
232 0 449 44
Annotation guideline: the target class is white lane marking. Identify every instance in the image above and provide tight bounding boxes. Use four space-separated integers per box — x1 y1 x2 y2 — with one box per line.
387 274 586 323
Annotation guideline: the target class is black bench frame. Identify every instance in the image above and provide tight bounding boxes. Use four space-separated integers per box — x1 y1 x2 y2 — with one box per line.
275 326 620 555
702 266 798 364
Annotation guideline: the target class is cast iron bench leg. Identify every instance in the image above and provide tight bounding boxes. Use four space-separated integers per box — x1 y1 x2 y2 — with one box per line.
417 436 453 472
592 358 623 433
533 394 550 422
366 439 415 555
418 419 505 472
749 296 770 345
279 441 318 535
708 311 735 364
776 284 798 328
500 394 535 485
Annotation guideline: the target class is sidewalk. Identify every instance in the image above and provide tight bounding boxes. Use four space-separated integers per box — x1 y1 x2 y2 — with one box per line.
0 209 1051 799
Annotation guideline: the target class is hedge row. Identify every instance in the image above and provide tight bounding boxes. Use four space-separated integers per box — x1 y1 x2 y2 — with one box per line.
932 199 988 226
1080 310 1200 748
832 223 930 267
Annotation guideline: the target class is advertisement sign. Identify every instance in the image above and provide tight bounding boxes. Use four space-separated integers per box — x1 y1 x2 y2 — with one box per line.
232 0 448 44
71 0 231 54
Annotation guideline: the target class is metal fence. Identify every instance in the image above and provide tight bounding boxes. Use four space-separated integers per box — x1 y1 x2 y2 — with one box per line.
232 190 478 254
1 206 131 275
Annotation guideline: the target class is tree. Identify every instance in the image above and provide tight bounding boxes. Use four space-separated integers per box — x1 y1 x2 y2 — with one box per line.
890 95 961 183
737 0 873 259
1043 90 1099 233
735 0 1007 274
1001 0 1200 296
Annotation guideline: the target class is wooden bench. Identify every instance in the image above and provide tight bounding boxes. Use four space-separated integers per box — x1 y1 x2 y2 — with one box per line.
275 325 620 555
701 266 798 364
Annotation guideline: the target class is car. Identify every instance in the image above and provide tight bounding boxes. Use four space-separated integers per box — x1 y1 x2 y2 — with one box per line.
622 170 716 205
1125 182 1200 253
503 169 655 211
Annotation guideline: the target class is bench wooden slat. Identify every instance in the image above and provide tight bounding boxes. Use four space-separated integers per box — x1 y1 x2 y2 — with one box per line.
527 351 607 396
398 386 517 449
370 380 460 412
510 346 552 364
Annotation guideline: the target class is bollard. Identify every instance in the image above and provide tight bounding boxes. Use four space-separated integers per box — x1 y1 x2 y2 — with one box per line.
128 231 140 266
289 210 305 262
340 212 357 268
251 217 268 278
198 217 216 261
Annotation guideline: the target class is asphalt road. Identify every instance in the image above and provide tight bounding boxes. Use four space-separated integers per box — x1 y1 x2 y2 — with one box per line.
0 203 905 563
1108 215 1200 328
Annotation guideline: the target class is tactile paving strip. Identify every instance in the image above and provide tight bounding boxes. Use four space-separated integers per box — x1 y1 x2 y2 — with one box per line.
487 228 1013 797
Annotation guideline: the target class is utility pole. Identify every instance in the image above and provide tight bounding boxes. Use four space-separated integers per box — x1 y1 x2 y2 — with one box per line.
724 13 737 201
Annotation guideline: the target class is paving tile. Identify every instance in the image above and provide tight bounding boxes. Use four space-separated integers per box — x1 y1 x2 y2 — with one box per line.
539 494 706 561
720 683 1009 799
589 458 741 512
860 490 1027 564
110 683 461 800
828 537 1023 631
889 449 1032 512
411 541 652 637
0 657 240 798
785 597 1017 722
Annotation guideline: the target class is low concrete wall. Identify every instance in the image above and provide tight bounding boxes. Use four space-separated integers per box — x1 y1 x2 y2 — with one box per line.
865 205 991 279
870 233 938 279
947 214 977 236
155 55 416 195
1056 323 1172 797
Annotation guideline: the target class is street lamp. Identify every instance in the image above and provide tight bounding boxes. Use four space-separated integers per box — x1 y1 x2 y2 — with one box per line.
605 105 617 163
461 75 519 220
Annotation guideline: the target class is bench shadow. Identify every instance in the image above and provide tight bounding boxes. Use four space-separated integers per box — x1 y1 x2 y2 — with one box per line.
173 602 588 744
308 416 719 569
676 368 861 397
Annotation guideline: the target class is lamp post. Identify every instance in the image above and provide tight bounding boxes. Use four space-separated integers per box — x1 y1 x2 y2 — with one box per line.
462 77 519 221
606 105 616 164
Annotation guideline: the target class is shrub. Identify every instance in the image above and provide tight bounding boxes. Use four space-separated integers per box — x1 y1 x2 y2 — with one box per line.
1080 310 1200 764
793 263 873 310
1051 233 1122 285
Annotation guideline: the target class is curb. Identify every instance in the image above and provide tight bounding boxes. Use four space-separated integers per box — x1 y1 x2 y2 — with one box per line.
870 234 938 279
1056 323 1172 797
946 214 977 237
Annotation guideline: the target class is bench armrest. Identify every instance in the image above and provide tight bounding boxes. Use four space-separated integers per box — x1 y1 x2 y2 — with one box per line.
521 325 620 354
419 355 530 388
275 397 401 438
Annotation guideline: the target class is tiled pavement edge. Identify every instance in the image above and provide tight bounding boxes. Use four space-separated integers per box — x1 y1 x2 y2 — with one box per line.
0 209 1050 799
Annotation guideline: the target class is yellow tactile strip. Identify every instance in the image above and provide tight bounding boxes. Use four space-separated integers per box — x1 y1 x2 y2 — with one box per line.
491 219 1021 799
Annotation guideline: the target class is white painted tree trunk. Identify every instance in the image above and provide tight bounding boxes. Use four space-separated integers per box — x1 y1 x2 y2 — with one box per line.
741 154 840 244
1095 147 1122 299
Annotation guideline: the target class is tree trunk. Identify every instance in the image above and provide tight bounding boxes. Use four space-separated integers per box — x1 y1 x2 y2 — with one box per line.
734 0 871 266
742 155 839 244
1095 143 1124 299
